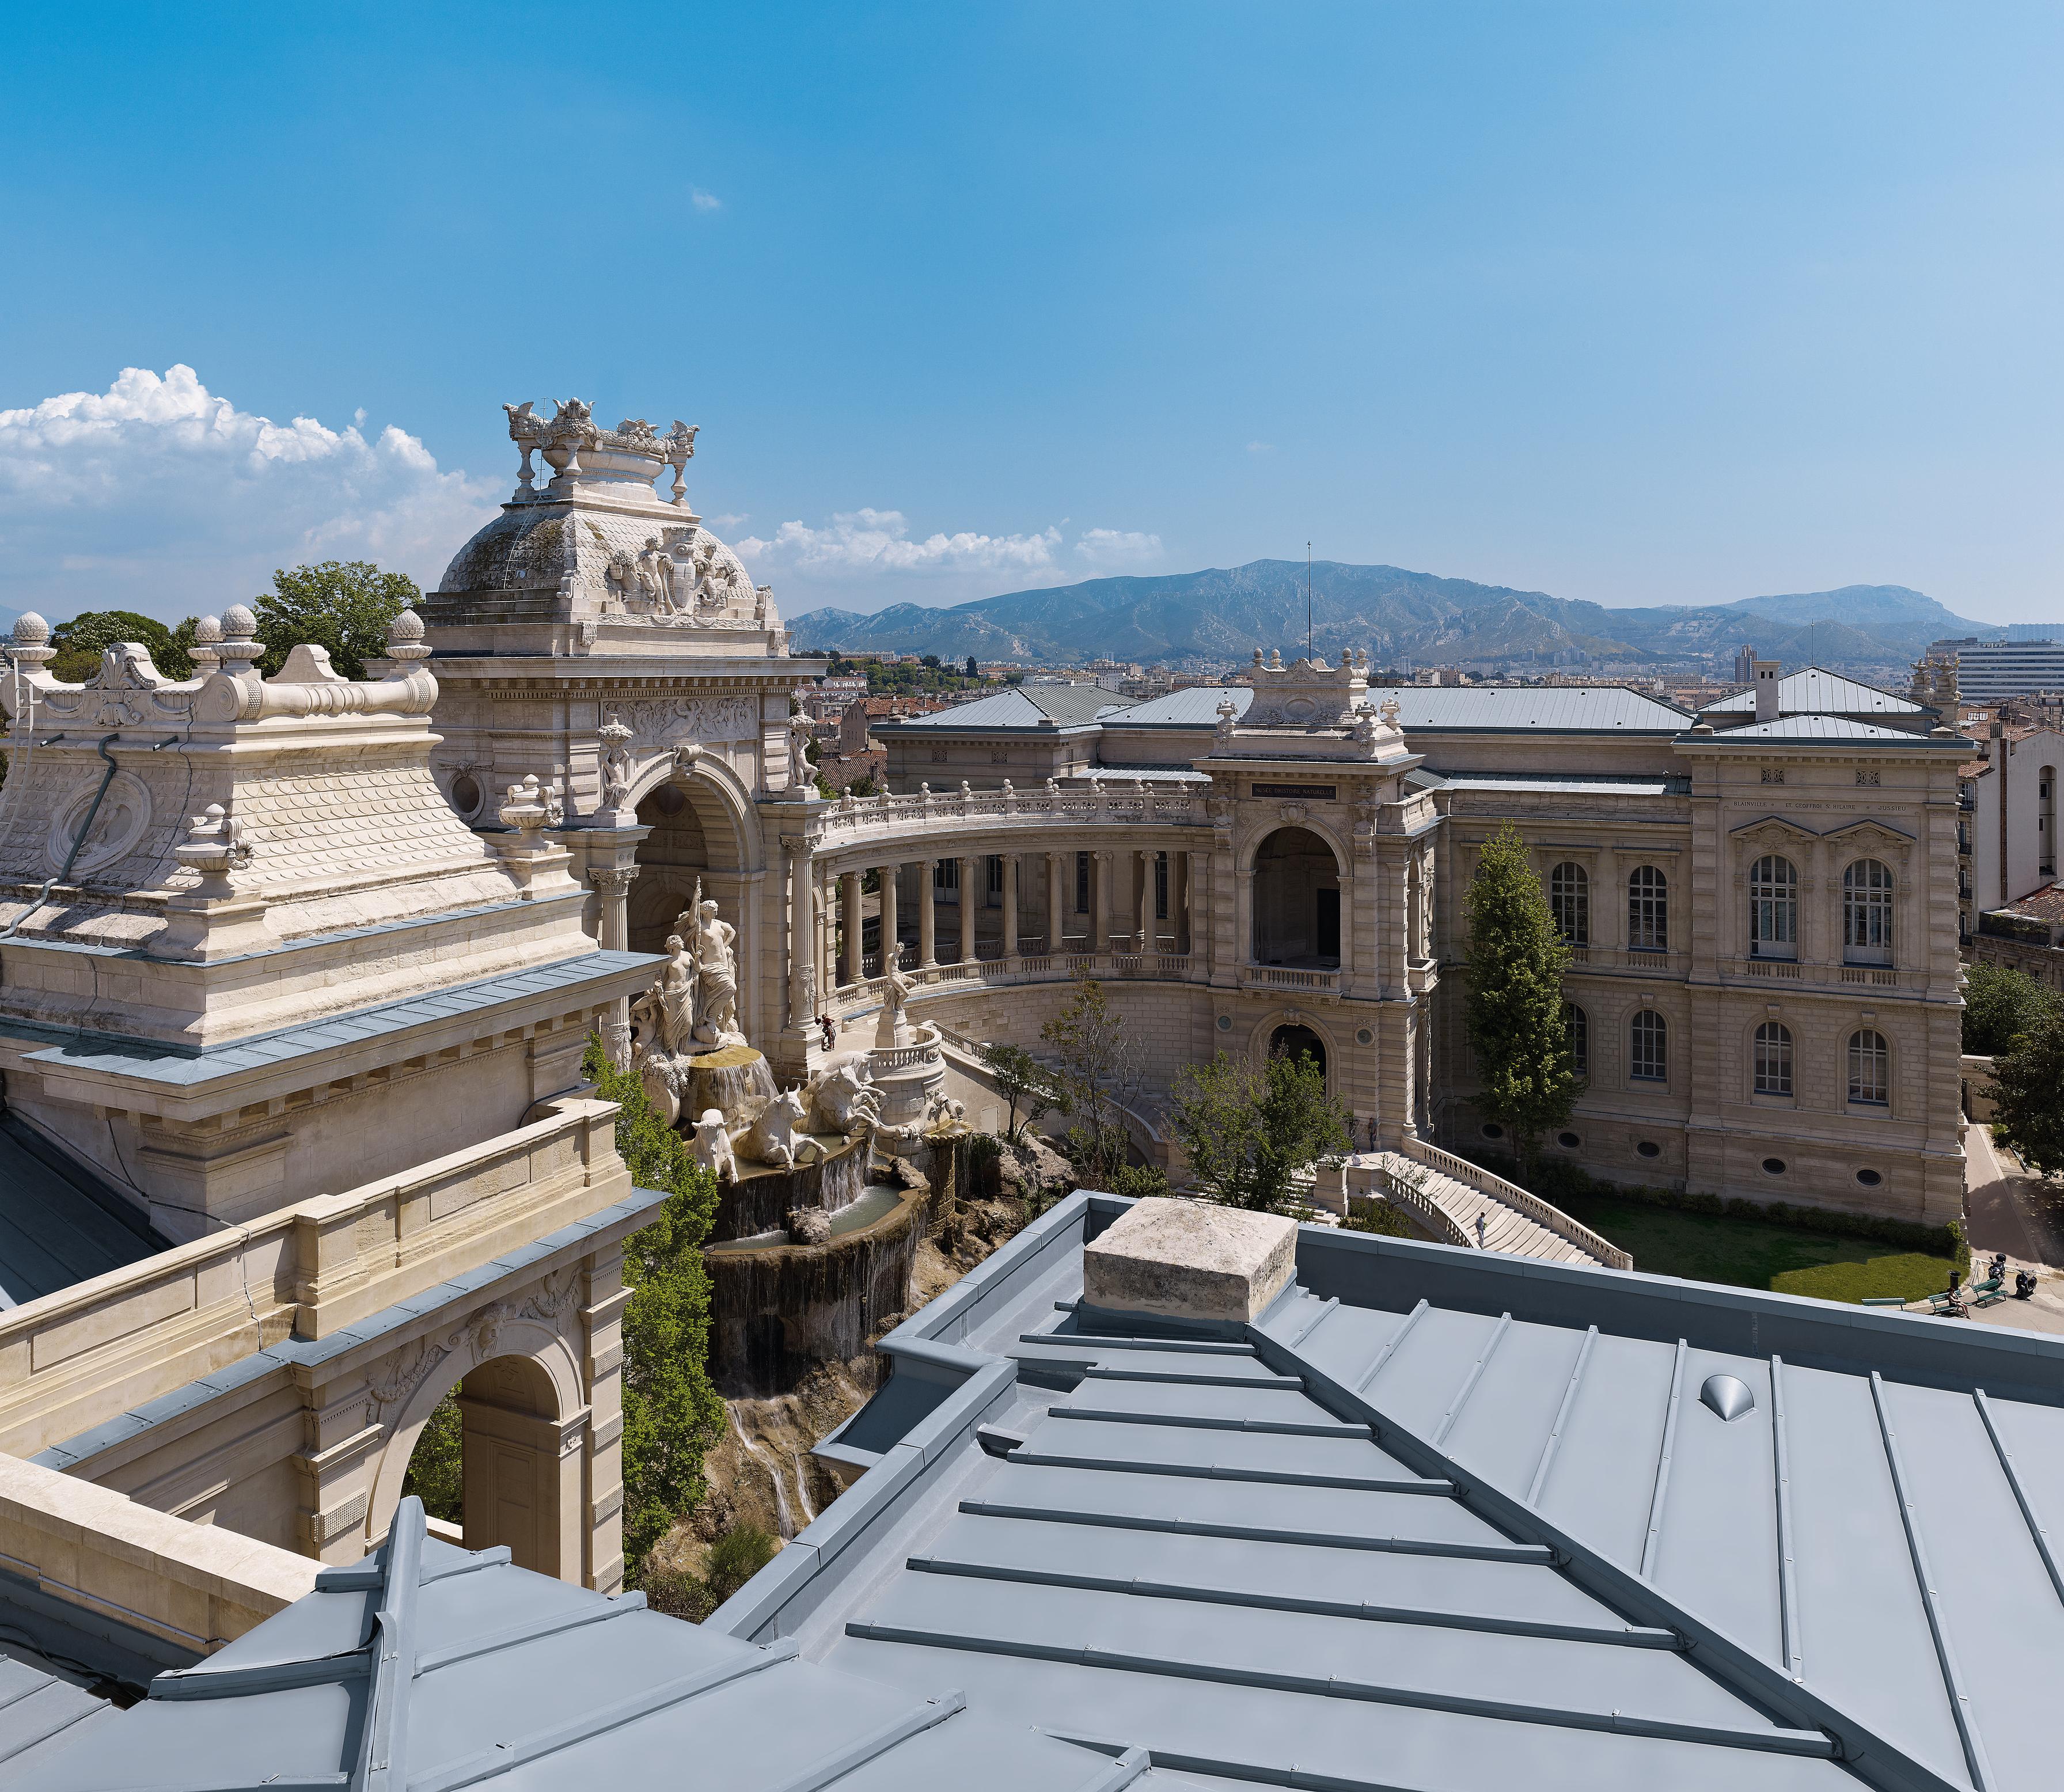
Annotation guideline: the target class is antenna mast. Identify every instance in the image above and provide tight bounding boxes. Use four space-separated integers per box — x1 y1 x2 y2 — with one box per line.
1307 541 1313 662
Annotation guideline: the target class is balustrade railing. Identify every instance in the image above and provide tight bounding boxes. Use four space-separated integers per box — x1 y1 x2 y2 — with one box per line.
811 780 1208 846
1399 1137 1632 1270
1242 963 1340 992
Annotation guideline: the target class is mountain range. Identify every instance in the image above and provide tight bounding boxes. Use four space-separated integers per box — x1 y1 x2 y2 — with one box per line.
787 561 1992 673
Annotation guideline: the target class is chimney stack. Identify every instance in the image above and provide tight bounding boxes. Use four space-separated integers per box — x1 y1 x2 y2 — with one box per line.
1754 660 1782 724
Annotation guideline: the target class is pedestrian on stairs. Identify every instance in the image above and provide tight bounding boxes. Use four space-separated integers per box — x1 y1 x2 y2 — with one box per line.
1475 1213 1487 1250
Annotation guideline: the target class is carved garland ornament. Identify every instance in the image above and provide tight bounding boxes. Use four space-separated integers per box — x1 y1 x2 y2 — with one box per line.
366 1266 585 1425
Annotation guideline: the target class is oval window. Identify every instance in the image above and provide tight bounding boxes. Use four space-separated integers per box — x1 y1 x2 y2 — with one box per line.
1762 1157 1787 1176
1354 1028 1374 1046
1481 1123 1505 1140
450 773 481 817
1216 1014 1233 1032
1557 1132 1581 1149
1636 1141 1661 1159
1856 1168 1883 1187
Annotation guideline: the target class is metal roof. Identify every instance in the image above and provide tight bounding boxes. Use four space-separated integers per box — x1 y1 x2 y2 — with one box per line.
0 1647 119 1774
1683 716 1970 745
1439 772 1691 797
9 950 655 1091
17 1498 1143 1791
1699 669 1926 716
879 686 1133 730
928 684 1695 736
0 1114 170 1307
719 1193 2064 1792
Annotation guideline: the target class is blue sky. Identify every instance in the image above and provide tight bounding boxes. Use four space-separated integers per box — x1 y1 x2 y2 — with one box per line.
2 2 2060 625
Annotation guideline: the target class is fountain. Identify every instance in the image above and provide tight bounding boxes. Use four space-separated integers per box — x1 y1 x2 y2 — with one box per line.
626 888 969 1398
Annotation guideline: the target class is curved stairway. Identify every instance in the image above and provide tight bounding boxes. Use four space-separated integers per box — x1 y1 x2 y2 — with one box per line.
1343 1141 1632 1271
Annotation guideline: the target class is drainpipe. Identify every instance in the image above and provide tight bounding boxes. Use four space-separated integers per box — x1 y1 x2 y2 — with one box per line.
0 733 122 941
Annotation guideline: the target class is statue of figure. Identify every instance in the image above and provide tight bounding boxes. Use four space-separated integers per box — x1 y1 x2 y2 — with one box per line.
875 960 914 1050
600 716 633 811
642 537 677 614
689 1108 738 1182
657 933 697 1054
688 894 740 1043
787 713 815 791
1215 697 1236 745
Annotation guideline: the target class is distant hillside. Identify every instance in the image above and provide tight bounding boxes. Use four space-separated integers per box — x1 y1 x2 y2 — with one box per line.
788 562 1993 673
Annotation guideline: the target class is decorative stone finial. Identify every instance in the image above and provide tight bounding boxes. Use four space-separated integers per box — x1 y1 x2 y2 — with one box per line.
385 606 430 664
12 613 50 647
217 606 264 674
188 615 223 677
499 774 551 835
173 804 253 895
1379 697 1401 728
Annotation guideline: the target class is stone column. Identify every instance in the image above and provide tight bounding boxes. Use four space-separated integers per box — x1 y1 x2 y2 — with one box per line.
959 855 979 962
587 865 640 1065
1137 849 1153 949
917 858 937 966
784 838 814 1030
1337 863 1354 996
1002 853 1019 957
1047 852 1066 954
1186 849 1206 966
815 865 834 1005
1236 865 1255 967
1091 851 1111 951
841 870 862 987
879 861 899 971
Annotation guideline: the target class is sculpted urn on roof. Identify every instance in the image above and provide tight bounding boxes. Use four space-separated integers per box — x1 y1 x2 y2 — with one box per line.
420 396 787 659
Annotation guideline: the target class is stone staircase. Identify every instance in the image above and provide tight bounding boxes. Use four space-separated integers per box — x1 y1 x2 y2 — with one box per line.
1340 1140 1632 1271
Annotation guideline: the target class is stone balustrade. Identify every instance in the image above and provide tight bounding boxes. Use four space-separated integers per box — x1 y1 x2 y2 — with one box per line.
810 781 1209 851
0 1096 628 1463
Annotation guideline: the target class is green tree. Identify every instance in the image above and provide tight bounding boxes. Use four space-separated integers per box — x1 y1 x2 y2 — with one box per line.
1989 1004 2064 1179
964 655 979 678
581 1037 726 1578
50 610 198 682
254 560 418 679
1463 822 1576 1172
1962 961 2058 1056
399 1389 465 1524
1040 976 1138 1183
982 1042 1060 1140
1170 1048 1350 1213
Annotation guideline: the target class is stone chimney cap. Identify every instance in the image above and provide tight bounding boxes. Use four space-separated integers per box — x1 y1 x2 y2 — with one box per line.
1083 1197 1297 1325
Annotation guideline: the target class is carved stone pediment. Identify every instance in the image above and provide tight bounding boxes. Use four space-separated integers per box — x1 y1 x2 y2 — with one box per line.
1729 815 1818 847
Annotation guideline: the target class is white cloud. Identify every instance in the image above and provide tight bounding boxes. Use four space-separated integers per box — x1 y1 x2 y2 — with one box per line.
1073 527 1163 570
1246 440 1274 454
707 511 750 527
737 508 1064 578
0 365 499 622
690 188 722 211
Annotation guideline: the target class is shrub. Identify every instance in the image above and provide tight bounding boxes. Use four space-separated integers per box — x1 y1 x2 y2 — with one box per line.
1342 1197 1416 1239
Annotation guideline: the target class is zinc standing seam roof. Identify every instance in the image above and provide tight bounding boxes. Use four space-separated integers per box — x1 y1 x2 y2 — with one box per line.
1116 686 1695 732
879 686 1134 728
1698 668 1927 716
1684 716 1969 745
0 1114 170 1307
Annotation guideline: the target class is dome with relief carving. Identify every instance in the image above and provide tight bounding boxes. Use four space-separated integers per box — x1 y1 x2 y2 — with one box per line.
424 397 772 647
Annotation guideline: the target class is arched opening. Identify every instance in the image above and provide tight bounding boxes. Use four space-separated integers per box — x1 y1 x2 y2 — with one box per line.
630 781 711 956
1271 1023 1327 1081
398 1353 578 1578
1251 827 1341 968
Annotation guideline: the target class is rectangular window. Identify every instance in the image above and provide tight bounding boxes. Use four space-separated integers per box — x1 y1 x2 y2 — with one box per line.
987 855 1003 905
1761 768 1785 785
1630 1010 1668 1083
934 860 959 903
1856 768 1880 787
1154 852 1169 920
1076 852 1090 914
929 747 948 763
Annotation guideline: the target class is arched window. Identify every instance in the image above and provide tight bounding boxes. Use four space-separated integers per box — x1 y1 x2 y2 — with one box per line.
1563 1001 1588 1081
1628 866 1668 952
1549 863 1589 947
1748 855 1797 958
1630 1009 1668 1083
1842 859 1895 966
1848 1030 1890 1106
1753 1021 1793 1096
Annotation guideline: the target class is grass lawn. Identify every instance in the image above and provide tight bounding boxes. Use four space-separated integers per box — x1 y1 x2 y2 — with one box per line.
1554 1193 1958 1305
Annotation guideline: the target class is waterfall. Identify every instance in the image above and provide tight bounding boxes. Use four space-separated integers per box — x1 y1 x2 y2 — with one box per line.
727 1404 796 1540
790 1449 818 1527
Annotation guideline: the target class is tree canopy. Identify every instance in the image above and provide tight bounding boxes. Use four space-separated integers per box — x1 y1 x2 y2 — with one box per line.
255 560 418 679
1962 961 2058 1057
1462 822 1576 1170
49 610 198 682
1987 1003 2064 1180
1170 1046 1351 1213
1041 976 1139 1183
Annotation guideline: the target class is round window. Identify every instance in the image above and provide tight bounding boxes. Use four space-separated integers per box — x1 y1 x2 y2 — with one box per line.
1856 1168 1883 1187
1216 1014 1233 1032
1354 1028 1373 1046
1481 1123 1505 1140
450 774 481 818
1762 1157 1786 1176
1636 1141 1661 1159
1557 1132 1581 1149
650 784 688 818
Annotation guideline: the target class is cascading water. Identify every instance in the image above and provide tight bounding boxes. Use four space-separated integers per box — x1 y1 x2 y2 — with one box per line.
727 1404 796 1540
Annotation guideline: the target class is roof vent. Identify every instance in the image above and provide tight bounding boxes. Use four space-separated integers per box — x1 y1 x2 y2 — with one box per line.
1700 1373 1755 1422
